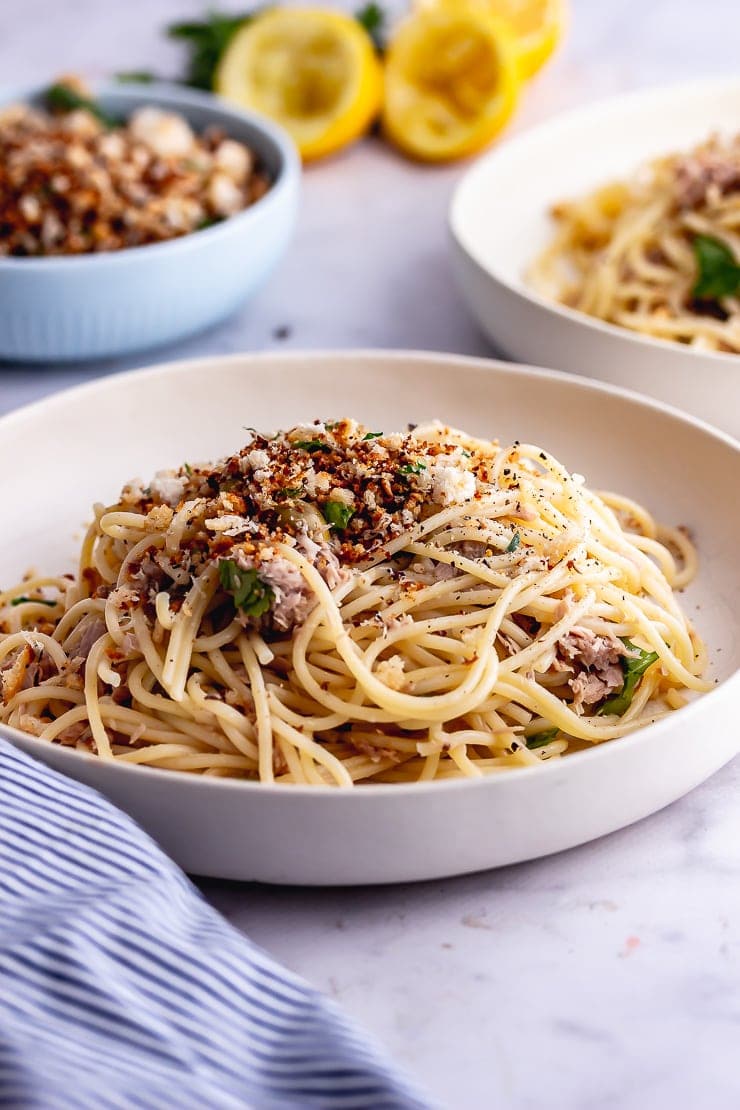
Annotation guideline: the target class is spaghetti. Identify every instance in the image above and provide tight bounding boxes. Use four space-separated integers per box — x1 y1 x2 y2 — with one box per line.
530 132 740 352
0 419 708 785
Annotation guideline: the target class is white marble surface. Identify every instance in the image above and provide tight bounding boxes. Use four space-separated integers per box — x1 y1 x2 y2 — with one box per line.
3 2 740 1106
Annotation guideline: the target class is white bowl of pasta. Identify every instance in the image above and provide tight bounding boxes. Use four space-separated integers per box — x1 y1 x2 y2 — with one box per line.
1 350 739 884
450 77 740 439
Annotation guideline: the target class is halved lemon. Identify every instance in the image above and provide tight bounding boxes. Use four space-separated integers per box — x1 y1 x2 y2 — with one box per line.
215 9 383 162
484 0 567 78
382 4 520 162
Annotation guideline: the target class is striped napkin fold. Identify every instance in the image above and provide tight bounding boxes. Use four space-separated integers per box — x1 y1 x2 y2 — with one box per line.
0 741 429 1109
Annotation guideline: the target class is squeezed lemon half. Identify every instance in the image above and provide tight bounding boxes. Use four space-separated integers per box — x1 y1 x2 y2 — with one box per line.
484 0 567 77
382 3 520 162
215 8 383 162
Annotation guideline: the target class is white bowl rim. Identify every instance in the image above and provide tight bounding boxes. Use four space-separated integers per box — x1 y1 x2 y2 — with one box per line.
449 73 740 369
3 348 738 796
0 81 300 270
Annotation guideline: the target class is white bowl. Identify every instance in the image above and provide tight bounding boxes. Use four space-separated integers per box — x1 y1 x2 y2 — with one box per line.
450 77 740 438
0 84 300 362
2 351 739 884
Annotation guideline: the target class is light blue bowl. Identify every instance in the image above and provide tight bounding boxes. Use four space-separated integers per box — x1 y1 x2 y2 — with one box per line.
0 83 301 362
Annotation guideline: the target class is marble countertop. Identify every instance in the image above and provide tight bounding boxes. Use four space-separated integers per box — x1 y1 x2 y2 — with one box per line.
3 2 740 1106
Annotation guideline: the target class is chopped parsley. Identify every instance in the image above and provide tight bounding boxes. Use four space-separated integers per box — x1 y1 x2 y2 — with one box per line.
45 83 118 128
599 638 660 716
323 501 355 531
293 440 327 453
692 234 740 300
11 595 57 607
505 532 521 553
183 462 193 476
398 461 426 475
362 431 383 440
196 216 222 231
526 727 559 749
277 486 303 499
218 559 273 618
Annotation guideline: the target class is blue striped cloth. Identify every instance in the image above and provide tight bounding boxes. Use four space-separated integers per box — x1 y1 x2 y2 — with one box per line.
0 741 428 1109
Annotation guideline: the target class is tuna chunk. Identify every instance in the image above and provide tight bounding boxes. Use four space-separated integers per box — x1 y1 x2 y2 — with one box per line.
559 626 626 670
570 666 624 712
675 149 740 208
78 617 107 660
63 614 107 661
22 649 60 691
233 550 315 632
259 557 314 631
295 533 349 591
556 625 631 714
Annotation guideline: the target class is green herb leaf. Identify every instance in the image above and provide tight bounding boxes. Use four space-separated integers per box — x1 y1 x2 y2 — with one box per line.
526 727 559 749
168 11 253 90
197 216 222 231
11 595 57 608
362 431 383 440
293 440 327 453
506 532 521 553
599 638 660 717
323 501 355 531
692 234 740 300
398 461 426 475
277 486 303 499
45 83 119 128
354 2 386 52
183 462 193 476
115 70 157 84
219 559 273 618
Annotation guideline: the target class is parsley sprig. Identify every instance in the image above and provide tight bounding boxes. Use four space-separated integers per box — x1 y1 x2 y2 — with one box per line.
293 440 328 453
323 502 355 531
354 2 387 52
10 595 57 608
599 638 660 716
219 559 273 618
692 234 740 300
526 727 559 750
167 11 254 89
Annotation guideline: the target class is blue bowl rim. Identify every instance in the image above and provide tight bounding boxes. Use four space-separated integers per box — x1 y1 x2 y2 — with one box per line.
0 81 301 271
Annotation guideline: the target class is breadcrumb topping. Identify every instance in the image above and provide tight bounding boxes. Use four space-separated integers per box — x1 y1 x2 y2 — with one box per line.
122 418 497 565
0 79 269 256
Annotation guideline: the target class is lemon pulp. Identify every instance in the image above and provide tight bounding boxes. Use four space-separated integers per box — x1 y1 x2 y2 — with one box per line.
216 9 383 162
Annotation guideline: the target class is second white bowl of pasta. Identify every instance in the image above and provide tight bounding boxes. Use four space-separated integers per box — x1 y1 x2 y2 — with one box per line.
450 76 740 438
